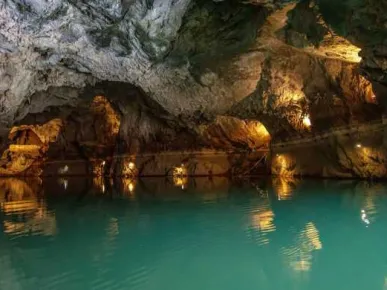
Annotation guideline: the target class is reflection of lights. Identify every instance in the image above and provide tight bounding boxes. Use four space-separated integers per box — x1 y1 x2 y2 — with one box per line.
173 176 188 189
58 165 69 174
122 179 136 199
252 210 276 232
1 200 40 213
356 143 362 148
122 179 136 194
0 179 57 237
3 207 57 237
173 164 188 189
106 217 119 241
58 178 68 190
305 222 322 250
128 162 135 170
302 115 311 128
102 161 106 167
291 260 311 272
283 222 322 272
361 209 370 225
248 203 276 246
93 176 105 193
274 177 294 200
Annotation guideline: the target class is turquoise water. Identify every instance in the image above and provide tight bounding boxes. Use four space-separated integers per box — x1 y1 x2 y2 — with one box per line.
1 177 387 290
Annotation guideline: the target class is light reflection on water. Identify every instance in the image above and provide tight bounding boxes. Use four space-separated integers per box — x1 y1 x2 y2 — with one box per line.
0 178 56 239
1 177 387 289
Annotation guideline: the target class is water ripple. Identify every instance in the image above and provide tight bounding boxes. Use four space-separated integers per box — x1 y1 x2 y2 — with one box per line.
1 177 387 290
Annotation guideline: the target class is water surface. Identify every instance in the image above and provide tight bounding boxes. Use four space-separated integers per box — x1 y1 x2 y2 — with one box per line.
0 177 386 290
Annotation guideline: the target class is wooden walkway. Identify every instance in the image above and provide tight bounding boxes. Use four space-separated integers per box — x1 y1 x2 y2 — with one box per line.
43 119 386 163
43 149 270 164
271 118 387 149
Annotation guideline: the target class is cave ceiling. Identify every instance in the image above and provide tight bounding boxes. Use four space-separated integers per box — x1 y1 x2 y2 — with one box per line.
0 0 386 140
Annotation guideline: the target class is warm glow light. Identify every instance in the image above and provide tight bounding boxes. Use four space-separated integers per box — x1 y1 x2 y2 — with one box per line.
58 178 68 190
92 160 107 176
8 144 41 153
173 176 188 189
305 222 322 250
173 164 187 177
173 164 188 189
302 115 311 127
356 144 362 148
3 207 57 236
91 96 121 143
1 200 40 213
128 182 134 192
275 154 292 176
122 179 136 197
252 210 276 232
255 123 270 139
283 222 322 273
58 165 69 174
122 161 137 177
291 260 311 272
93 176 105 193
274 177 295 200
1 119 64 176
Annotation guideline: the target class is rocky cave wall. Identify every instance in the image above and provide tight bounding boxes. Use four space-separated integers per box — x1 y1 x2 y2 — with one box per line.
1 0 387 178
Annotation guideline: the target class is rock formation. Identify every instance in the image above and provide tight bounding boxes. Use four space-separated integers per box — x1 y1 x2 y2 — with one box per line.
0 0 387 178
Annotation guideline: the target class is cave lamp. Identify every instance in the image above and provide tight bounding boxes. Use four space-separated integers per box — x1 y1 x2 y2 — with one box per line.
123 160 137 177
302 115 311 128
173 164 188 189
173 163 187 177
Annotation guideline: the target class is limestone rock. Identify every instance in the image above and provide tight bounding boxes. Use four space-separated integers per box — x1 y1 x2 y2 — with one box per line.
0 0 387 179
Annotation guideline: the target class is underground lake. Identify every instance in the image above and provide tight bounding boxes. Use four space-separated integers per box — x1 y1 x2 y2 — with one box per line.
1 177 386 290
2 0 387 289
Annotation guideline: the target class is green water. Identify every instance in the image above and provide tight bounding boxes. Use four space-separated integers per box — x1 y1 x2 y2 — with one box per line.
1 177 387 290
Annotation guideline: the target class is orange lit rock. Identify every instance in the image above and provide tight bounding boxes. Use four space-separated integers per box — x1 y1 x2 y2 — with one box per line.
199 116 271 150
90 96 120 145
271 123 387 179
0 119 63 176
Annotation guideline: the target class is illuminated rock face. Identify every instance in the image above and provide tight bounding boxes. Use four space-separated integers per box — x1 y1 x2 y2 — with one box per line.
0 119 63 176
0 0 387 178
198 116 271 150
271 123 387 179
